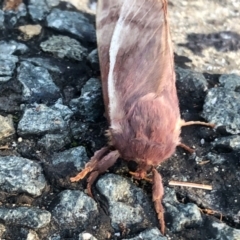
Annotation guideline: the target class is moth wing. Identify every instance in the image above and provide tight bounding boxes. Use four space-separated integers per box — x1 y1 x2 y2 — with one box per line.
97 0 124 120
98 0 177 123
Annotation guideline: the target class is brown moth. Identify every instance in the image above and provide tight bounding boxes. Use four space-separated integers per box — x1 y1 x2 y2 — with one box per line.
71 0 213 234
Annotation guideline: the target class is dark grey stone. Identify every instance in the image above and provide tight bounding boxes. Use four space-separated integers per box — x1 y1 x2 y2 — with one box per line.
87 49 99 70
163 188 202 232
0 156 46 196
4 3 27 27
40 35 87 61
28 0 51 21
17 61 60 102
70 121 89 140
96 174 157 232
70 78 103 122
51 190 98 230
51 146 88 170
38 132 71 151
22 57 62 73
46 9 96 42
0 54 18 82
211 135 240 151
0 207 51 229
18 100 73 136
202 87 240 134
123 228 166 240
176 66 208 99
0 10 4 29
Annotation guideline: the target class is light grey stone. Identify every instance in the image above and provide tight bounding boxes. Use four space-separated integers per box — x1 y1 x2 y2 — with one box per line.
79 232 98 240
18 100 73 136
123 228 166 240
28 0 51 21
96 174 157 232
40 35 87 61
46 0 60 8
46 9 96 42
0 115 15 140
0 156 46 196
205 152 226 165
51 190 98 230
0 54 18 82
202 87 240 134
17 61 60 102
0 40 28 55
51 146 88 170
0 206 51 229
211 222 240 240
70 78 103 122
163 188 202 233
219 74 240 92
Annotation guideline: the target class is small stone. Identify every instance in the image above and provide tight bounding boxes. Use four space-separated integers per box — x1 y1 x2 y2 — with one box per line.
46 9 96 42
22 57 63 73
0 206 51 229
0 54 18 82
28 0 51 21
18 24 42 39
17 61 60 103
51 146 88 170
163 188 202 232
205 152 226 165
40 35 87 61
70 78 103 122
0 10 4 29
0 156 46 196
202 87 240 134
96 174 157 232
211 222 240 240
38 132 71 151
18 100 73 136
51 190 98 230
0 115 15 140
0 40 28 55
79 232 98 240
219 74 240 92
87 49 99 70
123 228 166 240
211 135 240 151
0 224 6 238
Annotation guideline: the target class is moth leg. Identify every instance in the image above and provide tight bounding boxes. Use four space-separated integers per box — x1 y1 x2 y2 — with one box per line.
181 120 215 128
152 168 165 235
70 147 109 182
70 148 120 197
178 142 195 153
129 170 152 182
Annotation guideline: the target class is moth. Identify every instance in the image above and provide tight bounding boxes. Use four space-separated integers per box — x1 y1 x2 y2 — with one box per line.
71 0 213 234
